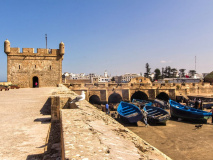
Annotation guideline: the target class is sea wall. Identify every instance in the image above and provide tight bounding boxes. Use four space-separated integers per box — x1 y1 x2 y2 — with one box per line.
51 85 172 160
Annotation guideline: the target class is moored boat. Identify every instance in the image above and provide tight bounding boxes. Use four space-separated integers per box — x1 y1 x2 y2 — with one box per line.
132 99 150 104
117 101 142 123
144 102 170 124
152 99 169 109
132 99 150 108
169 99 212 122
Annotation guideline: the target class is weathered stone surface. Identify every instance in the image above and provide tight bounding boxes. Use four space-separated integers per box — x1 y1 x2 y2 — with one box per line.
65 78 213 103
0 87 56 160
4 40 64 88
54 85 171 160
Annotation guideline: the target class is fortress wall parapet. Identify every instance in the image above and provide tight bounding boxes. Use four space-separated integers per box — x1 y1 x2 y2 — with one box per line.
8 47 60 56
84 83 94 87
96 83 106 88
51 85 171 160
10 48 20 54
22 48 34 53
202 82 211 87
108 83 118 88
120 83 129 87
66 81 213 102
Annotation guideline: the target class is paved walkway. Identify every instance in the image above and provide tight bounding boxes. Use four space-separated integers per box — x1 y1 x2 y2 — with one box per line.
0 87 56 160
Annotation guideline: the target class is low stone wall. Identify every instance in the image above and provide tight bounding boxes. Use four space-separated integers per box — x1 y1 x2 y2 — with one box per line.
0 82 12 86
51 85 172 160
50 85 78 121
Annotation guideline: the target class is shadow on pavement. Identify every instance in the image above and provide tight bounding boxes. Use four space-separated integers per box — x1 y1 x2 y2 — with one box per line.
40 98 51 115
26 154 43 160
26 122 61 160
27 98 61 160
34 117 51 124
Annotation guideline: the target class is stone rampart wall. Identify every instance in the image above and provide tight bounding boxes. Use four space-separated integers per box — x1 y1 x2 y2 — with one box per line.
8 57 60 88
51 85 172 160
66 81 213 102
8 56 61 87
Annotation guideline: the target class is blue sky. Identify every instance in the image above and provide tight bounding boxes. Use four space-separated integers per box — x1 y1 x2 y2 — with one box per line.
1 0 213 81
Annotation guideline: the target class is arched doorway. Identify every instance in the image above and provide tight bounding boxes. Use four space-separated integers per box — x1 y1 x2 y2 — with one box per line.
33 76 39 88
89 95 101 105
131 91 148 101
108 93 122 104
156 92 169 101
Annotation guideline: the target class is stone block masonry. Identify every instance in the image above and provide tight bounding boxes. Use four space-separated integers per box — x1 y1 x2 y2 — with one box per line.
4 39 65 88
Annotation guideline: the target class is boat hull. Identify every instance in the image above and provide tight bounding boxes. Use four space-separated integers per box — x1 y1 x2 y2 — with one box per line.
144 103 170 124
117 101 142 123
169 100 212 122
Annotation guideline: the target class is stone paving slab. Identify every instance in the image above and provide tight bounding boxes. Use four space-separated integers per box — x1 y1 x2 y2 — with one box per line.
0 87 56 160
62 109 142 160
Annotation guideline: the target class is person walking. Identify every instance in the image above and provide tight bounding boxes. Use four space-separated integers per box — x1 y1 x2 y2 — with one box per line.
198 99 201 109
105 103 110 115
194 98 198 109
142 109 149 127
210 107 213 124
200 99 203 110
186 99 189 107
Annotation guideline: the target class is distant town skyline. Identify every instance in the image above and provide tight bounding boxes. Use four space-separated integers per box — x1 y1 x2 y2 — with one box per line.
1 0 213 81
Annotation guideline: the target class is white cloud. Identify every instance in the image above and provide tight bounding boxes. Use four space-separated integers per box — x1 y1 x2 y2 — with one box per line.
160 60 172 64
160 60 166 63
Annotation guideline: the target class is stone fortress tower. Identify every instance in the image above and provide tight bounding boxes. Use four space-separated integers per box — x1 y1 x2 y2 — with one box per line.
4 39 65 88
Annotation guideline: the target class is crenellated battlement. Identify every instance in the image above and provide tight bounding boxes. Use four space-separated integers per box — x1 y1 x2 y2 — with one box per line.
7 47 61 57
22 48 34 53
4 39 65 58
10 48 20 54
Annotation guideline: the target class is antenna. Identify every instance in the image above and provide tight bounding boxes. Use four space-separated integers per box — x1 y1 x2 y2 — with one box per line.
45 34 47 49
195 56 196 71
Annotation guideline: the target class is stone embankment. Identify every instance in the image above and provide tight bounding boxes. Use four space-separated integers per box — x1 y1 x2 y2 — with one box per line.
53 85 172 160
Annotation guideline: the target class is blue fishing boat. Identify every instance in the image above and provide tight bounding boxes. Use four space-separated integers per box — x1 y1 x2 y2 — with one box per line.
132 99 150 103
152 99 169 109
117 101 142 123
132 99 150 108
169 99 212 122
144 102 170 124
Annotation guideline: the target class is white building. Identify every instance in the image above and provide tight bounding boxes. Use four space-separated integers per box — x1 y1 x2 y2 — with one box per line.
92 71 111 83
62 72 90 80
70 73 88 79
63 71 111 83
104 70 108 78
98 76 111 82
63 72 70 77
150 72 155 81
121 73 140 83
